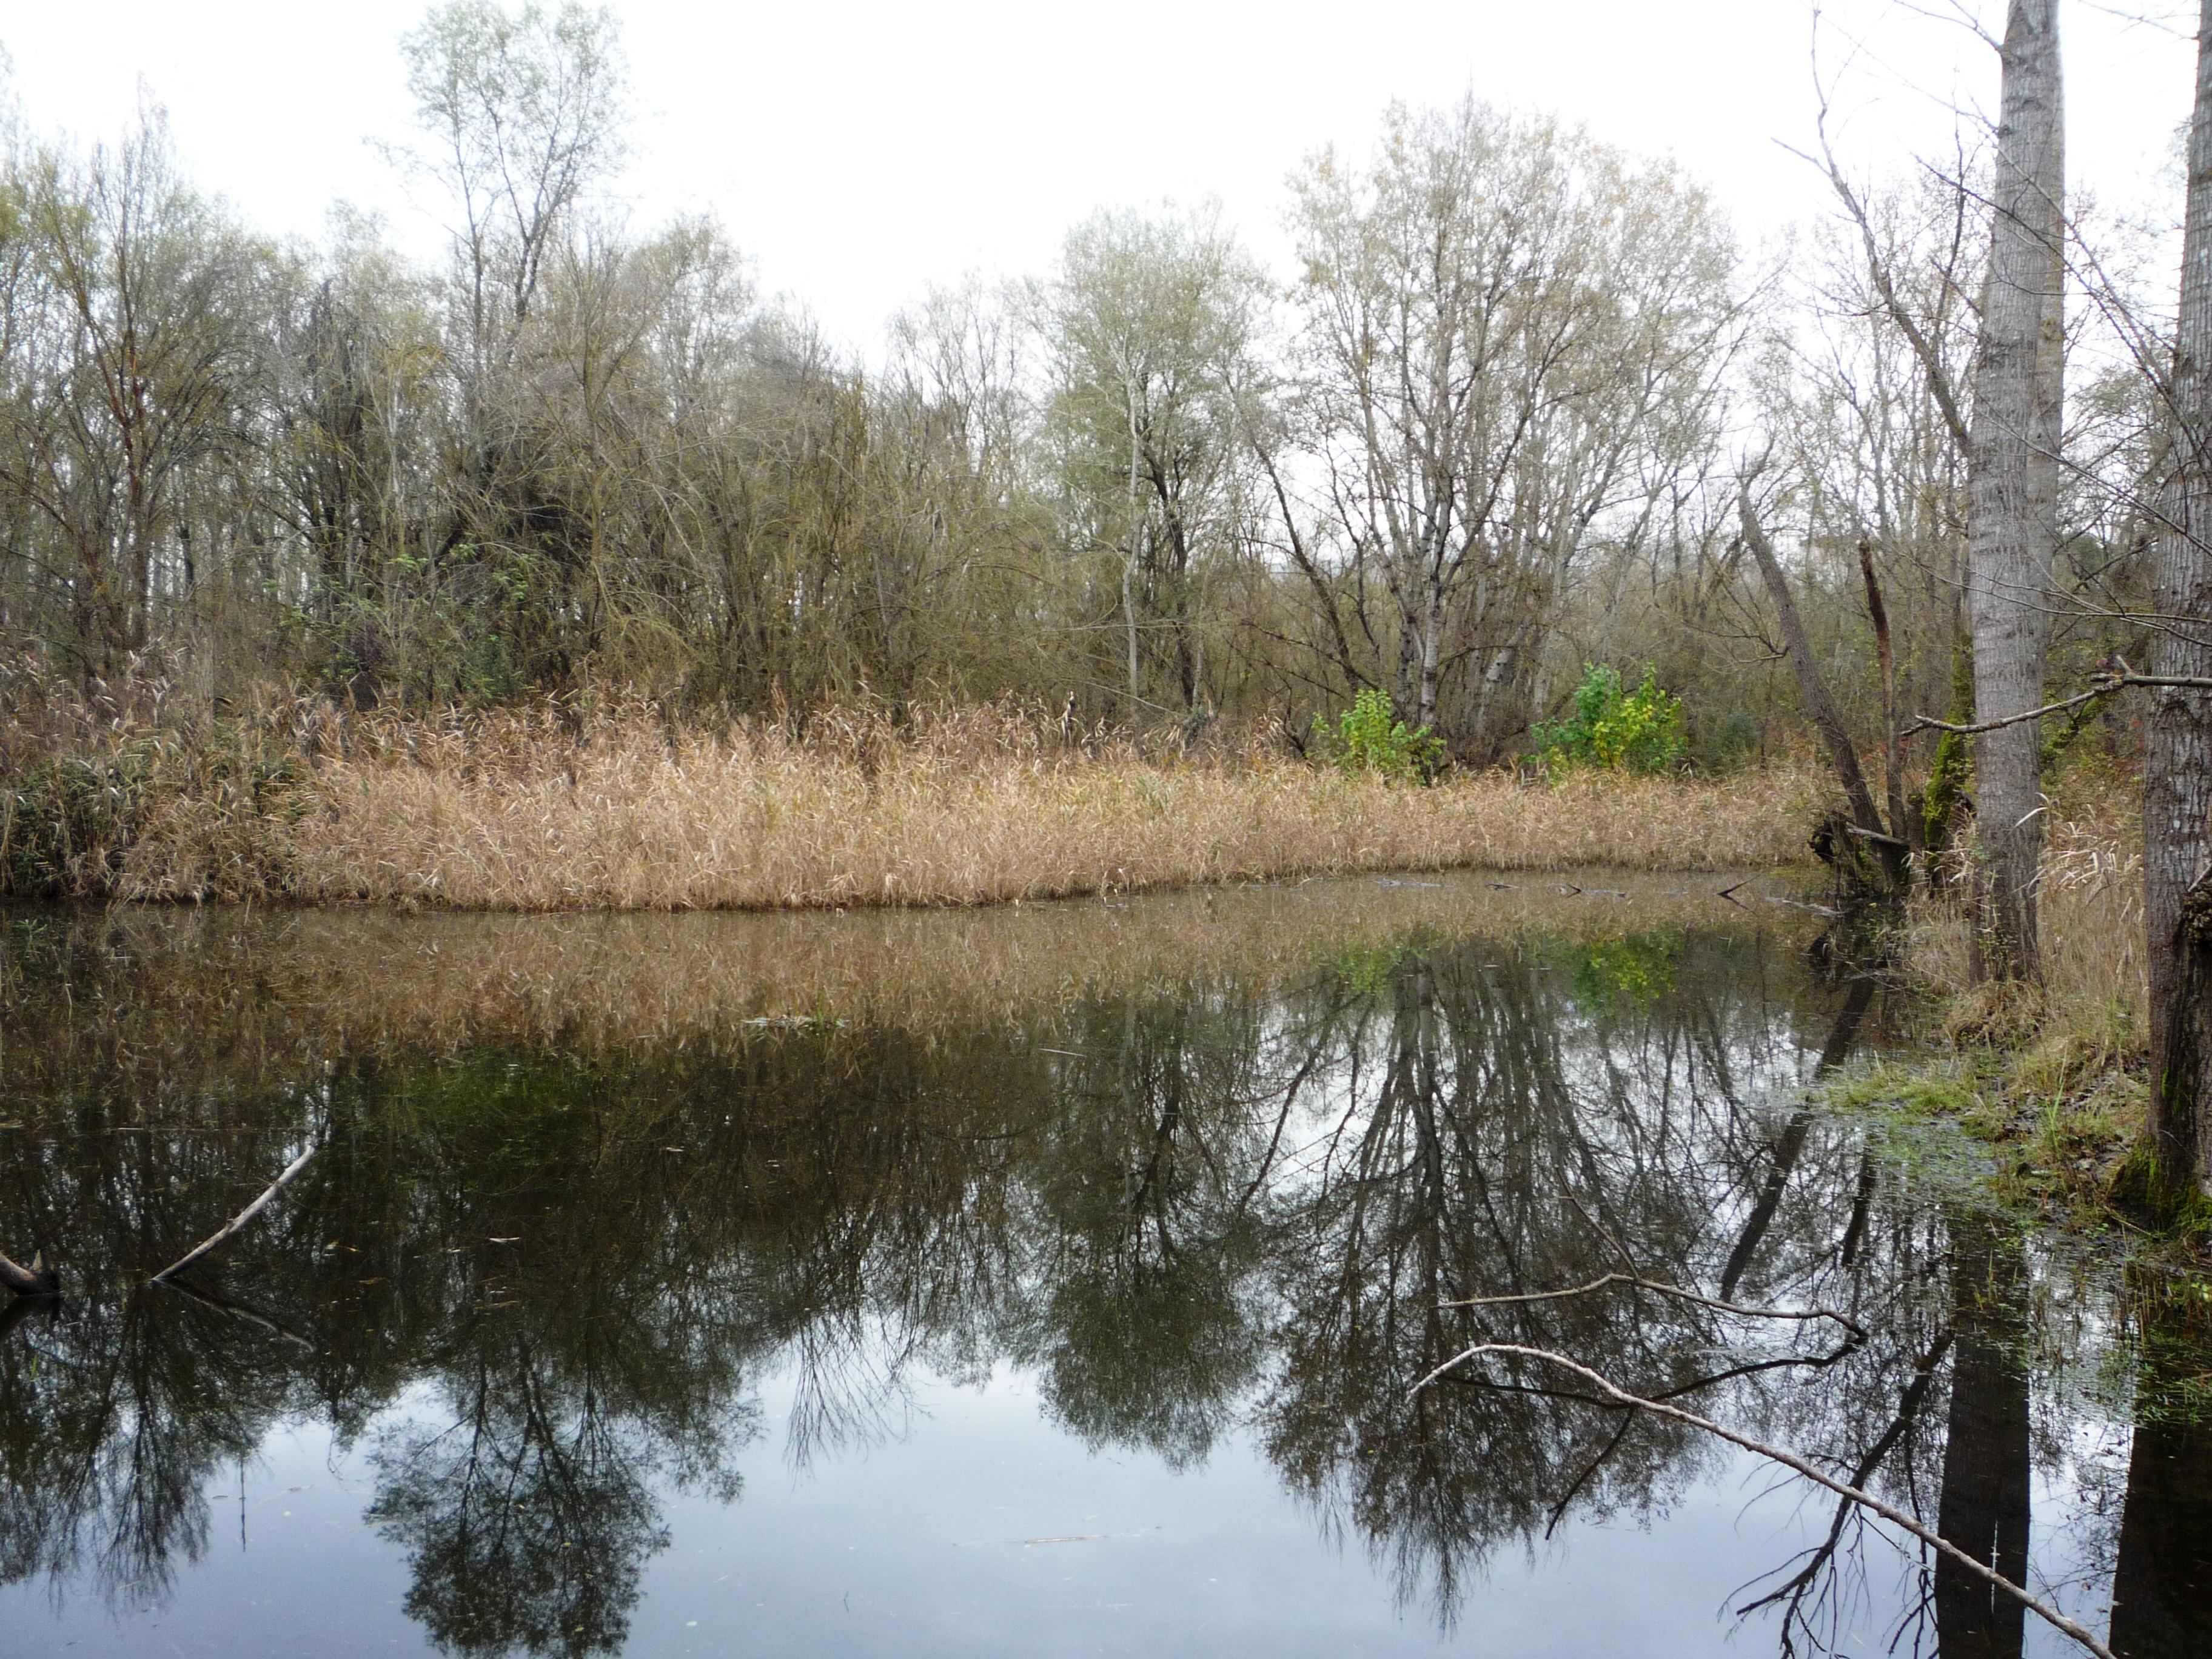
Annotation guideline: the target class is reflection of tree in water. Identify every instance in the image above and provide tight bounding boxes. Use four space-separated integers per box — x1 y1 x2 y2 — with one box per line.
2108 1289 2212 1659
370 1347 673 1658
1257 934 1849 1619
2 922 2205 1658
1008 990 1296 1467
0 1290 273 1607
1929 1215 2032 1659
0 1071 341 1610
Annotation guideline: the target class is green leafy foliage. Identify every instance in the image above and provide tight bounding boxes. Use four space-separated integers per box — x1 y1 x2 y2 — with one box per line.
1533 665 1686 777
1309 689 1444 783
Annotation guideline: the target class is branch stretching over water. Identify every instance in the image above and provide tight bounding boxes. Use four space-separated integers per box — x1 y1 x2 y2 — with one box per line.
151 1146 318 1284
1410 1342 2117 1659
1906 666 2212 739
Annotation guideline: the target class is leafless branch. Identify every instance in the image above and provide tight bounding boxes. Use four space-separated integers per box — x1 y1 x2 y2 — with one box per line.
1904 664 2212 737
1410 1342 2119 1659
1441 1270 1865 1338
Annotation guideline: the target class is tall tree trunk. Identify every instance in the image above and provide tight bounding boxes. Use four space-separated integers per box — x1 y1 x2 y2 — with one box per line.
2147 0 2212 1202
1417 571 1443 732
1859 539 1914 857
1122 377 1143 707
1965 0 2065 980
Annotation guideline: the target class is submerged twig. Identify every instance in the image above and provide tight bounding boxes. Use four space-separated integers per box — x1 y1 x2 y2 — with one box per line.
151 1146 318 1283
155 1275 317 1351
1762 894 1842 917
1410 1342 2116 1659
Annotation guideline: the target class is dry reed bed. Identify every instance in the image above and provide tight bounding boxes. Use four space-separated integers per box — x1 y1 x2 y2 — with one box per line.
115 705 1824 911
5 869 1813 1094
1908 794 2148 1021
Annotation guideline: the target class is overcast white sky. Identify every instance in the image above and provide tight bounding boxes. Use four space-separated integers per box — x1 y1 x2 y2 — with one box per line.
0 1 2200 351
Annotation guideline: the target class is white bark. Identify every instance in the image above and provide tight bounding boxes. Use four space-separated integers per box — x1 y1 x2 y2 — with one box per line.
1964 0 2065 979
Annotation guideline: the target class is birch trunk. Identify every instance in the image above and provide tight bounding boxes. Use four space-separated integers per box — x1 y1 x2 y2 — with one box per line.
2147 0 2212 1198
1964 0 2065 980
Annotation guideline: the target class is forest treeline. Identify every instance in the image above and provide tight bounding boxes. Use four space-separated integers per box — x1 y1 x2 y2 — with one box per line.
0 3 2160 767
1 5 2210 1185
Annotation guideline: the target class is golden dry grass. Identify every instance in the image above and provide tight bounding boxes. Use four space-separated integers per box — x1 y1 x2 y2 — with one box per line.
1909 778 2147 1020
113 701 1823 911
1898 777 2157 1187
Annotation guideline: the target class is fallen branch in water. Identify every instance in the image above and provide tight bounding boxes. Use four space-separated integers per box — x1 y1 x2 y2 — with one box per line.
151 1146 318 1284
1441 1270 1866 1338
0 1248 58 1297
1409 1341 2116 1659
1761 894 1842 917
1734 1329 1957 1643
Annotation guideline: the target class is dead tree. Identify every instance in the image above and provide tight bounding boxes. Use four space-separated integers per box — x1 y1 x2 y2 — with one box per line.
1738 487 1908 893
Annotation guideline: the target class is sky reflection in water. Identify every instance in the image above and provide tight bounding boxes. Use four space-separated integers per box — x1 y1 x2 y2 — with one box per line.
0 877 2204 1658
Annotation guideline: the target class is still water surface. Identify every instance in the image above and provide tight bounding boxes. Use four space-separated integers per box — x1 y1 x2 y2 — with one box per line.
0 875 2205 1658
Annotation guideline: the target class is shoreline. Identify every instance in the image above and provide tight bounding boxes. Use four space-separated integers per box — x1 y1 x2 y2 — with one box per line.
6 706 1828 910
0 867 1824 1095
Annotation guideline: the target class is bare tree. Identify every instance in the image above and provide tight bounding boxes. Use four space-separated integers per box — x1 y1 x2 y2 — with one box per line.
1738 479 1908 890
397 0 625 386
0 109 255 685
1287 98 1739 752
1034 206 1262 714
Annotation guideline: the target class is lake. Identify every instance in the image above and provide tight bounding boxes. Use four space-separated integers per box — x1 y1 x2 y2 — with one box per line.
0 873 2204 1658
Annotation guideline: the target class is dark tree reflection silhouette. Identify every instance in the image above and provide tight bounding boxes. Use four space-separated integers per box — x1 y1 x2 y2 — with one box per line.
1932 1215 2032 1659
2109 1293 2212 1659
0 910 2198 1659
369 1347 674 1658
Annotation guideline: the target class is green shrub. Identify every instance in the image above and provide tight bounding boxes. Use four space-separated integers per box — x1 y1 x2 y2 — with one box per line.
0 728 312 900
1533 665 1686 777
2 747 157 896
1309 689 1444 783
